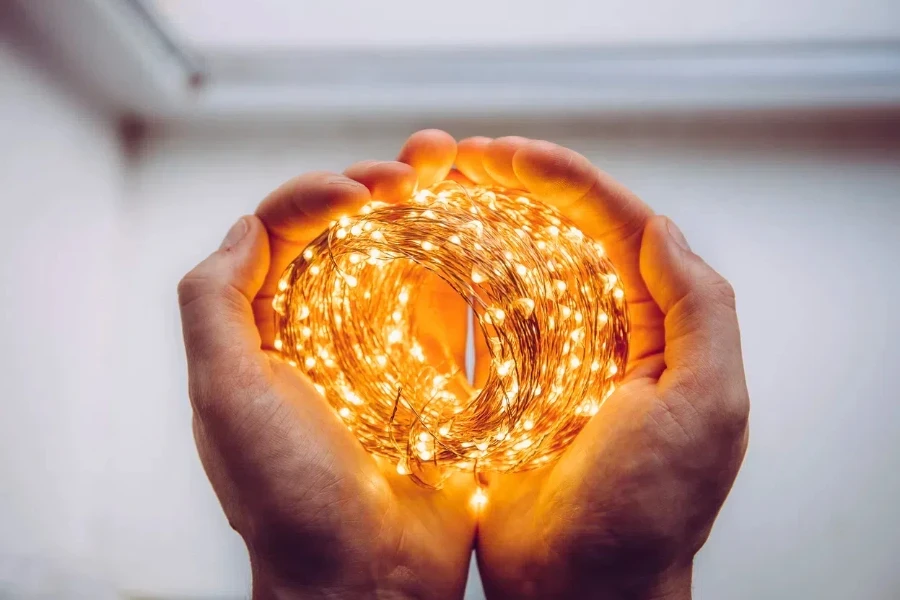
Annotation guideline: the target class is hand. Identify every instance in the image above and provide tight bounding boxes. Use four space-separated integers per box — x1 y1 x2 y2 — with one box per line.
177 131 477 599
454 137 750 599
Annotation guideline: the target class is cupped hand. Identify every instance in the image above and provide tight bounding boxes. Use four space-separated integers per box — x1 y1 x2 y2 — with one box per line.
454 136 750 599
177 131 477 600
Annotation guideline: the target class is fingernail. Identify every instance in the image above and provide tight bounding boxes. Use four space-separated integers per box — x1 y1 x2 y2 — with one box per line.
665 217 691 252
220 216 248 250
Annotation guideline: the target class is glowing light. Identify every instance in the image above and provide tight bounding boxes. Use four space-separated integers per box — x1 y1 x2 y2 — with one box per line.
513 297 536 318
471 487 488 510
274 182 629 486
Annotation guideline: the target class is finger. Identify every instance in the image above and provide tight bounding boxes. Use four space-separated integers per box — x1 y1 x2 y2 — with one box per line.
253 173 372 347
511 140 653 280
343 160 471 371
483 136 530 189
455 137 494 185
344 160 417 203
414 271 470 375
397 129 457 189
178 216 270 413
465 136 532 386
397 131 470 375
640 215 748 424
511 140 663 366
445 168 475 186
344 159 470 381
471 301 492 390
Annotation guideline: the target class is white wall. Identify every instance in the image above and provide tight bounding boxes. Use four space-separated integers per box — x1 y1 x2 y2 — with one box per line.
121 118 900 599
0 33 121 599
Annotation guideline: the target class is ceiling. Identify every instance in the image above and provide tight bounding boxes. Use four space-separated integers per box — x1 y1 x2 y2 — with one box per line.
151 0 899 50
12 0 900 122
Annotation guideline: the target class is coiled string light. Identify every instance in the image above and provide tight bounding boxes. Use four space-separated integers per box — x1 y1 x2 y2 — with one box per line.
274 182 628 493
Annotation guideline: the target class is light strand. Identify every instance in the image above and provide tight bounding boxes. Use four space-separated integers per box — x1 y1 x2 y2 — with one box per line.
274 182 629 486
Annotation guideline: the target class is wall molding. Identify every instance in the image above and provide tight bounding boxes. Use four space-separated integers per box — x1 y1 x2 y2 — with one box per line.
15 1 900 121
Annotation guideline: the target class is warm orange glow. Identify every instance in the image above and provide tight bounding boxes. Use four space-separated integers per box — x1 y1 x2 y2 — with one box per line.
273 182 628 486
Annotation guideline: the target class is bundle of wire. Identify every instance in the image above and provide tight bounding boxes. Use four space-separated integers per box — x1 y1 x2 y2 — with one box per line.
273 181 629 486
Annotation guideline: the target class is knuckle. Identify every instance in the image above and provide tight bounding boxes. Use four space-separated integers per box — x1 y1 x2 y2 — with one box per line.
299 170 357 189
292 172 368 207
296 169 338 182
188 350 268 418
178 271 247 316
706 275 736 311
345 159 379 173
721 388 750 433
187 362 225 417
177 271 216 310
187 372 211 414
661 361 749 443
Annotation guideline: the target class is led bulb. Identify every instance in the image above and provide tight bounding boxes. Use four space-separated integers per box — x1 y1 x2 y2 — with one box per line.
471 487 488 510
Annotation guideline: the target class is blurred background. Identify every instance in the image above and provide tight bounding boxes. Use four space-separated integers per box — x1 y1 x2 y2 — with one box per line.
1 0 899 598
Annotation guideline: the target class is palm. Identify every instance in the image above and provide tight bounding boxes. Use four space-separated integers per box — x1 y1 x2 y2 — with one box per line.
447 135 749 598
474 280 679 591
201 350 475 595
183 130 479 598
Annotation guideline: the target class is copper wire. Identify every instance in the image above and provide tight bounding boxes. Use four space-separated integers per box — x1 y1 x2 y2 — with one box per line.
273 182 629 486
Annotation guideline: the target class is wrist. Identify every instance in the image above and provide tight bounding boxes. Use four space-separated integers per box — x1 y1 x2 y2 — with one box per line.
250 566 408 600
632 564 693 600
593 562 693 600
248 547 435 600
480 551 692 600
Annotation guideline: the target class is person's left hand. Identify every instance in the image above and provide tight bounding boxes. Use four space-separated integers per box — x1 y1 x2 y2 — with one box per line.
178 131 477 599
453 135 749 599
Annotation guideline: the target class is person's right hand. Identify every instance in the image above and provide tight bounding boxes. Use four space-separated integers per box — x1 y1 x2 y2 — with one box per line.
177 131 477 600
454 137 750 599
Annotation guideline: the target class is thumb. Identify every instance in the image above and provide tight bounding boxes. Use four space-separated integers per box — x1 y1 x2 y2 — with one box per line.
639 216 748 424
178 216 271 410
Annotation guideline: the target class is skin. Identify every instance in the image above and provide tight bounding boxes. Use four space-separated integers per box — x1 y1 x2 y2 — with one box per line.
457 137 750 599
178 131 749 599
